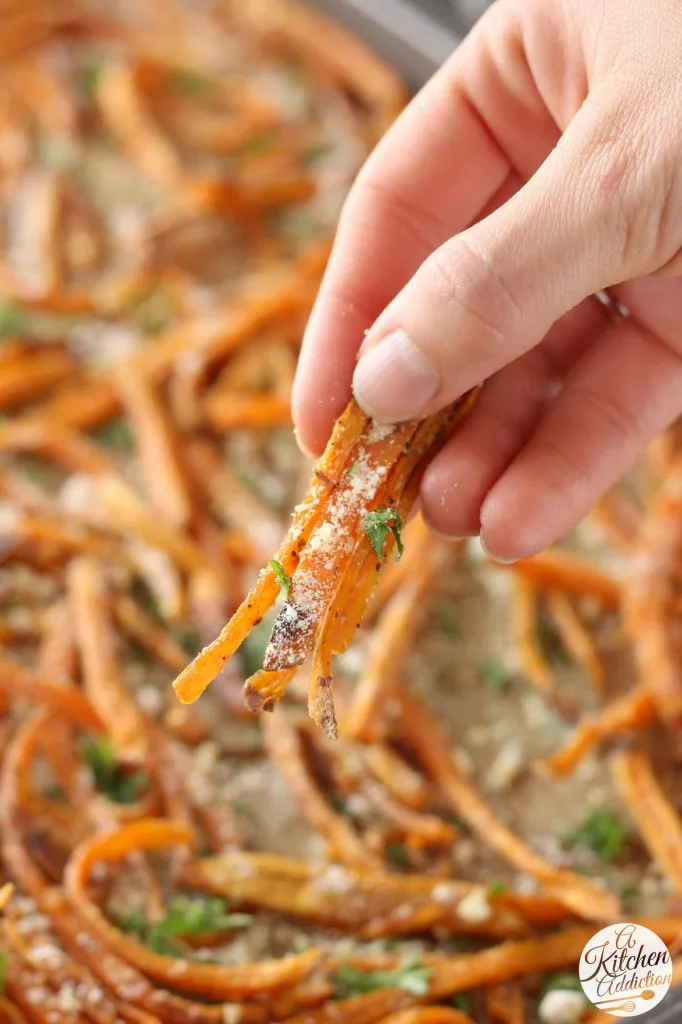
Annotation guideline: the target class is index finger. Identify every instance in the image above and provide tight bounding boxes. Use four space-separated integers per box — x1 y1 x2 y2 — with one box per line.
291 13 530 453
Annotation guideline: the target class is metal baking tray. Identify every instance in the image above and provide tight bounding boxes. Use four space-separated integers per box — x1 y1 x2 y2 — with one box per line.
307 2 682 1022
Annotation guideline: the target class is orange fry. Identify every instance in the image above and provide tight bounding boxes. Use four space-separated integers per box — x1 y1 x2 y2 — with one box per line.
65 819 320 999
261 710 382 871
542 683 655 776
398 688 620 922
612 748 682 893
115 365 193 528
490 551 621 609
546 590 606 693
512 577 554 696
68 556 149 762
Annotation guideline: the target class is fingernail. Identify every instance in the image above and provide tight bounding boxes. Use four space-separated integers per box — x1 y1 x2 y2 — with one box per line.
479 531 517 565
352 329 439 421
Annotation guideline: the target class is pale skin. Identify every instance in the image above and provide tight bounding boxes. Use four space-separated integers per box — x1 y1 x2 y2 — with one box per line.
292 0 682 561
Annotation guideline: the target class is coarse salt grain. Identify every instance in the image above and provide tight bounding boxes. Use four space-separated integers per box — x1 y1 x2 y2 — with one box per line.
538 990 588 1024
456 888 492 923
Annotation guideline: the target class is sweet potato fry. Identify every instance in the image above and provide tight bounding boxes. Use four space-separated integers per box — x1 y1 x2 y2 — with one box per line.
397 689 620 922
512 577 554 697
542 683 655 776
490 551 621 609
68 556 148 762
65 819 320 999
611 748 682 892
546 590 606 693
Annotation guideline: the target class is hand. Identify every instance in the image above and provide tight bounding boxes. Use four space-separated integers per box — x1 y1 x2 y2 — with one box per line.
292 0 682 560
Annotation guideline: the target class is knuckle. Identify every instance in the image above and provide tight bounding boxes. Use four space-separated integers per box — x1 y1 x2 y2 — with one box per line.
570 385 643 447
424 235 520 350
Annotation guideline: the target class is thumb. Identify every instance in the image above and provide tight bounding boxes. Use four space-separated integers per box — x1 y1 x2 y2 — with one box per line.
351 90 670 422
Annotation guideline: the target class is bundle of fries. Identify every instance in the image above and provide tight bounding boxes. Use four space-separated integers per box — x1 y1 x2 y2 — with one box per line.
0 1 682 1022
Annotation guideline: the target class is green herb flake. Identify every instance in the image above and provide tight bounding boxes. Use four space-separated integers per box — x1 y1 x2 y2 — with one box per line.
448 994 473 1013
564 807 630 862
115 895 253 958
129 577 161 619
542 972 582 996
0 951 9 995
434 610 460 638
618 883 638 911
238 132 277 157
269 559 292 600
363 508 404 562
169 69 212 97
0 301 28 339
135 287 174 336
78 61 105 99
80 736 148 806
385 841 409 868
302 142 330 166
478 657 510 691
538 613 570 665
175 627 201 655
92 418 134 451
487 881 506 898
336 955 432 999
346 463 359 477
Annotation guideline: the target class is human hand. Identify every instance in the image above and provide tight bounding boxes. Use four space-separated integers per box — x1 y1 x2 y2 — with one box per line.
292 0 682 560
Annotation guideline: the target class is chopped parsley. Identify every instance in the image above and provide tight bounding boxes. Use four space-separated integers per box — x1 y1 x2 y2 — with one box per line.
346 463 359 477
487 881 506 898
478 657 510 691
238 133 277 157
169 69 212 97
363 508 404 561
135 287 174 336
542 972 582 996
564 808 630 862
538 613 570 665
174 627 201 655
129 577 161 619
78 60 105 99
0 301 28 339
448 993 473 1013
385 841 409 868
618 883 638 911
92 418 134 451
302 142 330 165
114 895 253 958
434 609 460 638
269 559 292 600
335 955 431 998
0 951 9 995
80 736 148 805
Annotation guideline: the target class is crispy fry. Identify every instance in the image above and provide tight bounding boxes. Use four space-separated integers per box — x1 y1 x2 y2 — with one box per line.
485 984 525 1024
345 537 451 741
542 682 655 777
490 551 621 609
546 590 606 693
96 62 183 188
114 366 193 529
398 688 620 922
174 400 368 703
378 1011 475 1024
68 557 148 762
261 710 381 870
65 819 320 999
203 390 292 433
512 577 554 697
612 748 682 893
185 849 568 938
623 475 682 739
